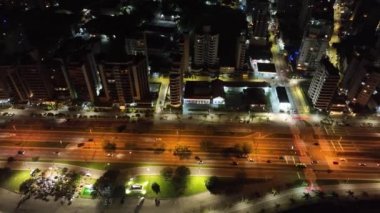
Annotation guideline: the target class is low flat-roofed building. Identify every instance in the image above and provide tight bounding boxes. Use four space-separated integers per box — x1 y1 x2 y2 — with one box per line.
255 63 277 78
244 87 267 111
183 80 225 105
329 92 349 114
223 81 270 88
211 79 225 105
276 87 291 112
248 44 272 62
183 81 212 105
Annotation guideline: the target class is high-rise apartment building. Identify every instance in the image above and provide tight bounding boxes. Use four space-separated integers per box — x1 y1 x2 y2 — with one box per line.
6 55 52 102
169 73 182 107
341 46 380 107
0 69 11 102
63 58 99 103
341 50 370 100
179 33 190 72
193 26 219 70
125 32 149 65
308 57 340 110
297 19 332 71
44 59 71 100
298 0 334 30
354 66 380 106
99 55 150 106
249 0 269 46
349 0 380 36
235 34 248 71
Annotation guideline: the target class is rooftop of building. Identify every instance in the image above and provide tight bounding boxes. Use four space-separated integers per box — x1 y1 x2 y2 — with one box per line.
310 1 334 22
142 20 177 35
247 44 272 60
257 63 276 73
184 79 270 99
99 53 146 65
223 81 270 87
320 57 339 76
276 87 289 103
365 65 380 74
184 79 226 99
195 25 218 35
331 92 348 104
305 19 332 39
244 87 266 105
184 81 212 99
211 79 225 98
169 73 181 78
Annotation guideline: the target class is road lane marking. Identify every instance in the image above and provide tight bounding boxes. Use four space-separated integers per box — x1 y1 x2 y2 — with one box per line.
285 155 288 164
337 140 344 151
297 172 301 179
292 156 296 164
329 140 337 151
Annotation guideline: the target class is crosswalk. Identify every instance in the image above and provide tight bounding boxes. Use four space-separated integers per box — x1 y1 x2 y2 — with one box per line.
323 125 380 136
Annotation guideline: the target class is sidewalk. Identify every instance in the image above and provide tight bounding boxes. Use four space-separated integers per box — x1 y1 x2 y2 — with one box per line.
1 177 379 213
1 160 380 213
224 183 380 213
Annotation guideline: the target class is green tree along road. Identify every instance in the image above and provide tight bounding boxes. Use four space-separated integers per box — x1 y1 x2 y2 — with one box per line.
172 166 191 195
160 167 173 180
151 182 160 194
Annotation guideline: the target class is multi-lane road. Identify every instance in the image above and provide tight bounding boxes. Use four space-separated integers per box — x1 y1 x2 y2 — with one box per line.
0 113 379 184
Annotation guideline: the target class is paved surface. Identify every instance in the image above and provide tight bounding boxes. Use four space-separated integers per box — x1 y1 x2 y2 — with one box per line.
1 180 379 213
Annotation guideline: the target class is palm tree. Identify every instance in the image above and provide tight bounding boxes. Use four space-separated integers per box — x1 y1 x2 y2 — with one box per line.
303 192 311 200
331 191 339 198
346 190 354 197
362 191 369 197
316 190 325 199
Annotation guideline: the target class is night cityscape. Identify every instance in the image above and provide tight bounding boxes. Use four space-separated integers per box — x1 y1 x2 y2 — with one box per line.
0 0 380 212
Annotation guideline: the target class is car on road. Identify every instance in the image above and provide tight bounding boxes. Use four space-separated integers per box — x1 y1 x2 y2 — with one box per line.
195 156 203 164
358 163 367 167
232 161 238 166
248 157 254 162
333 161 339 165
106 153 114 157
17 150 25 155
295 163 307 168
311 160 319 164
237 154 248 158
